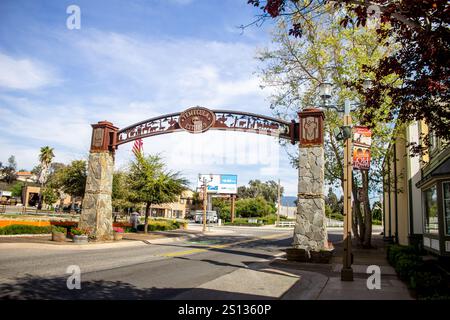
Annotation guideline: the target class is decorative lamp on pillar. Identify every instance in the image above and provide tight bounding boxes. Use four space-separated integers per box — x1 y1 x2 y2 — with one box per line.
298 108 325 147
90 121 119 153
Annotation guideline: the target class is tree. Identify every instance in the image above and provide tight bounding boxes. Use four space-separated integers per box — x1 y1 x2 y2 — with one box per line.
53 160 87 211
247 0 450 148
127 154 188 233
256 4 394 247
235 196 275 217
237 180 283 204
37 146 55 209
112 171 135 213
212 197 231 221
1 155 17 184
10 181 25 198
42 186 58 207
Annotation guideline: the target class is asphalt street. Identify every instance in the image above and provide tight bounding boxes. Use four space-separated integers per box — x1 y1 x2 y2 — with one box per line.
0 226 343 299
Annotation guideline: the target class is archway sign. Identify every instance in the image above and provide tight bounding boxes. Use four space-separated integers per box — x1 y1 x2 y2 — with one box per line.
79 106 328 254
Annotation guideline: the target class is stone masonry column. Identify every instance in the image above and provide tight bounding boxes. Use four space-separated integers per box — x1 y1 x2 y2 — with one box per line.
79 121 118 241
293 108 328 253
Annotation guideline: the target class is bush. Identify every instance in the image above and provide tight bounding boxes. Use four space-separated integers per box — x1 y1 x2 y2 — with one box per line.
136 219 184 231
0 224 52 235
387 244 450 299
387 244 417 265
52 226 67 234
235 197 275 218
394 254 423 280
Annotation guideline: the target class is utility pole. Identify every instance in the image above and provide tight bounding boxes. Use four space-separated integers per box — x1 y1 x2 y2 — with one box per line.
199 174 213 233
277 179 281 226
341 100 354 281
203 181 207 233
230 194 235 223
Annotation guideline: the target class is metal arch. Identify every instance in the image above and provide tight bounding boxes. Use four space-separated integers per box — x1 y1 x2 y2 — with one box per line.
115 109 297 146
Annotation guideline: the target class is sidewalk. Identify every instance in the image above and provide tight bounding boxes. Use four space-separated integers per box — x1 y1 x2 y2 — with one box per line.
273 234 414 300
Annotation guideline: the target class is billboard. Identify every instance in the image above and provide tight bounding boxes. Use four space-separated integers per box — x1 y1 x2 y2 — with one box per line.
352 126 372 170
198 174 238 194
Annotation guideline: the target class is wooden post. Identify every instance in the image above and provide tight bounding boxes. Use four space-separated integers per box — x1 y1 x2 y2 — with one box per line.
341 101 354 281
231 194 236 223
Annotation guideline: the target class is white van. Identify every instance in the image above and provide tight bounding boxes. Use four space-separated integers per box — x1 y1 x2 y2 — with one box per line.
192 210 218 224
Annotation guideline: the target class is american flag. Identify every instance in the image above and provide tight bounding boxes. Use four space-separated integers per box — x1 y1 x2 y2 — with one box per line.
132 138 143 157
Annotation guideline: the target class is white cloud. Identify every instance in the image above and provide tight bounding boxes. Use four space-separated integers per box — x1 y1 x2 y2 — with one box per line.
0 30 298 194
0 53 59 90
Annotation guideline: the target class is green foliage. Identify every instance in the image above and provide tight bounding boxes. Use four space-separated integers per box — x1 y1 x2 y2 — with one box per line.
51 160 87 198
127 155 188 207
0 155 17 184
0 224 52 235
136 219 182 231
112 171 135 211
386 244 450 299
42 187 58 206
237 180 282 205
71 228 89 236
10 182 25 197
212 198 231 221
51 226 67 234
235 196 275 218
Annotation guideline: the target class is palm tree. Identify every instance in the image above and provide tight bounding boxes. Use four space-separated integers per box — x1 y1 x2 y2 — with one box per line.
37 146 55 210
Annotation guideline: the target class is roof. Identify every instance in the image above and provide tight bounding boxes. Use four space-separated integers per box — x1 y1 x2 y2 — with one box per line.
16 171 33 176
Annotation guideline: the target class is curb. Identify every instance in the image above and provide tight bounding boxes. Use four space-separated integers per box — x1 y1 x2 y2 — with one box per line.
0 234 51 238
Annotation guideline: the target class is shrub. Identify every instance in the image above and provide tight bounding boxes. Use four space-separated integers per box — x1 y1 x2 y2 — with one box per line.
394 255 423 280
387 244 417 265
52 226 67 234
136 219 181 231
0 224 52 235
71 228 89 236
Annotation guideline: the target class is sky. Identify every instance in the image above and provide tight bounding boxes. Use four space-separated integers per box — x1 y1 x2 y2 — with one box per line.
0 0 303 195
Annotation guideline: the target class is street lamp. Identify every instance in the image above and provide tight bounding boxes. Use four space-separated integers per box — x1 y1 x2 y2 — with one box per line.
316 78 372 282
198 174 213 233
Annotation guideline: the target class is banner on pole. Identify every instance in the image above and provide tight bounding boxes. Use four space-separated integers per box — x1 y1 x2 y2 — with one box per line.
352 126 372 170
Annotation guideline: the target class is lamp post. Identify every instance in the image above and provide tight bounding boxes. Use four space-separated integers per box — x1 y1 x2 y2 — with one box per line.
198 174 213 233
318 78 372 282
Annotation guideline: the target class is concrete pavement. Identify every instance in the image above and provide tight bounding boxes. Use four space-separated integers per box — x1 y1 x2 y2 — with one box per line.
0 226 412 300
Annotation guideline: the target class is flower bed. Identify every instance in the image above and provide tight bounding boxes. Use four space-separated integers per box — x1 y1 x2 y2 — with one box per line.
0 224 52 235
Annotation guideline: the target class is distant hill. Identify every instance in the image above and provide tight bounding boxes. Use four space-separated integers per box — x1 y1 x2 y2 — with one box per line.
281 196 297 207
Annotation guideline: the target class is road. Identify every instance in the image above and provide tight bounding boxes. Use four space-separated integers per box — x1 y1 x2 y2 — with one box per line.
0 226 343 299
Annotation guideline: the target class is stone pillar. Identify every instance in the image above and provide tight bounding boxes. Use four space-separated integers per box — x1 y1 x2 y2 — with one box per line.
293 108 328 253
79 121 118 241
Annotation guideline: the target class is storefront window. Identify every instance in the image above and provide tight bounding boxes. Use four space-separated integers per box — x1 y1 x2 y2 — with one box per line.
424 185 438 234
444 182 450 235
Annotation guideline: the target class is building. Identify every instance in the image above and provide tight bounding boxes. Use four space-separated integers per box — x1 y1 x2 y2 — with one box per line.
149 190 195 219
382 121 450 257
16 171 37 183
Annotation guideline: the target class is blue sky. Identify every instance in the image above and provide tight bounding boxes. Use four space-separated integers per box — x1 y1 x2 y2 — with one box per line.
0 0 302 195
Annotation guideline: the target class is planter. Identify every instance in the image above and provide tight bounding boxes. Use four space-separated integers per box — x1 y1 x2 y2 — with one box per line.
73 235 88 244
285 248 310 262
310 250 333 264
52 232 66 242
113 232 123 241
285 248 333 264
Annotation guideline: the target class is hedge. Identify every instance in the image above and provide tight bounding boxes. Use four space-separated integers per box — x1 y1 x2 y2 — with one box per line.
0 224 52 235
387 244 450 299
136 219 186 232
